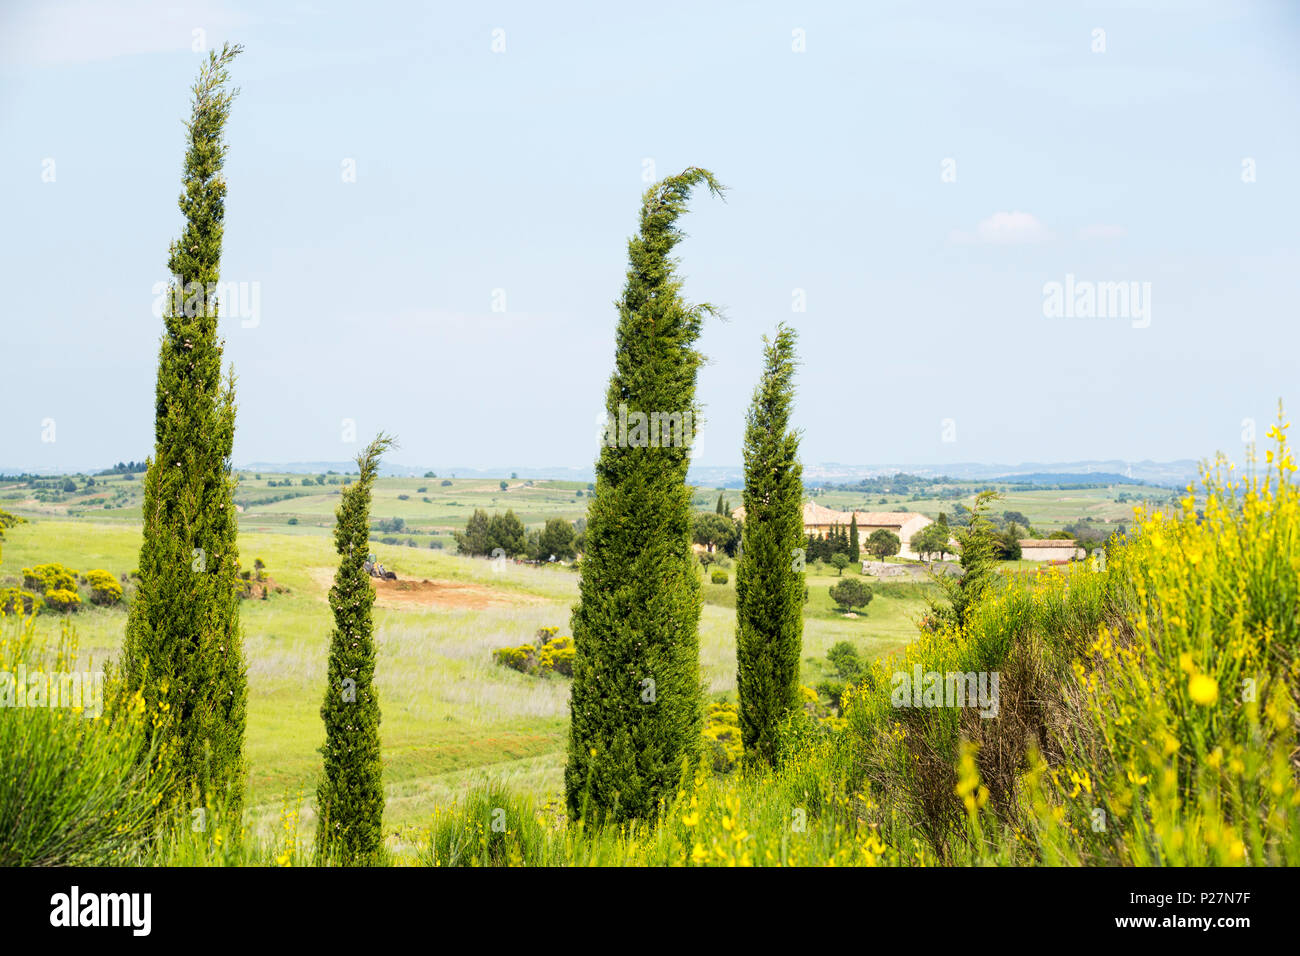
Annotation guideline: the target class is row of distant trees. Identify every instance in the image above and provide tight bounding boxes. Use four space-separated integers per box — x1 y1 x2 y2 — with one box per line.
803 518 901 567
454 509 580 562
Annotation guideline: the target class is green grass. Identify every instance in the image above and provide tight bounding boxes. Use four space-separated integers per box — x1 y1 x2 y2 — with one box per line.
0 509 936 848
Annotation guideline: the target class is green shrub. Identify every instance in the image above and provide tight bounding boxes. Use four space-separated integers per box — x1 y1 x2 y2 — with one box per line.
828 578 872 612
826 641 862 680
419 781 555 867
710 569 728 585
703 702 742 773
0 617 167 865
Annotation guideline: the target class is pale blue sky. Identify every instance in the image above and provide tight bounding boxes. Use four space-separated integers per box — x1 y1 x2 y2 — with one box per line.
2 0 1297 473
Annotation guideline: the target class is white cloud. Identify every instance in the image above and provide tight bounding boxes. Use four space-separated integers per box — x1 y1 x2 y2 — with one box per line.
0 0 254 66
949 211 1053 245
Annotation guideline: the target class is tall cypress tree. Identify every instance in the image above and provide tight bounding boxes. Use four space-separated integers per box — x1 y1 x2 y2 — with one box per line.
317 435 393 865
122 44 247 821
849 513 860 563
735 325 804 765
565 167 724 824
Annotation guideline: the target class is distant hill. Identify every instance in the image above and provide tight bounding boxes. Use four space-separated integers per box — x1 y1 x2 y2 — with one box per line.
5 458 1198 489
802 460 1198 489
988 472 1150 487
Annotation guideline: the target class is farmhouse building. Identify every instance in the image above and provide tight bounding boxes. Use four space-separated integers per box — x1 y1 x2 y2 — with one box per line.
731 502 935 560
1018 539 1083 562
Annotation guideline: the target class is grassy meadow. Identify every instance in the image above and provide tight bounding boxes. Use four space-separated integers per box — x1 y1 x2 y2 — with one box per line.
0 480 934 849
11 449 1289 869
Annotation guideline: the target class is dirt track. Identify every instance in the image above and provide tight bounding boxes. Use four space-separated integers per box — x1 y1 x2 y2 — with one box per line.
309 568 535 610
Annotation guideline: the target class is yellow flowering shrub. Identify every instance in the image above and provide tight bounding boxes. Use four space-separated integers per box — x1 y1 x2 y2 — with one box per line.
42 588 81 613
86 569 124 606
703 702 743 773
839 407 1300 866
493 628 575 677
22 562 78 594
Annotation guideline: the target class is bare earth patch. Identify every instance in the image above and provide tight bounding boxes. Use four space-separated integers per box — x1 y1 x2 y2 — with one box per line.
307 568 536 610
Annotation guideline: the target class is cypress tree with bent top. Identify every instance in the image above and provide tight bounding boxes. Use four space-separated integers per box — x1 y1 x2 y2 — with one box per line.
565 167 724 824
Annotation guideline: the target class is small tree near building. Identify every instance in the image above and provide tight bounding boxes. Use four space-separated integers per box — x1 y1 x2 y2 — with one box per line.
866 529 901 562
829 578 872 613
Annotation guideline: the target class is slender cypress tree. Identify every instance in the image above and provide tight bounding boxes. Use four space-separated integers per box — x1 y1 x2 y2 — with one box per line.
735 325 804 764
565 167 724 824
316 435 393 865
849 513 860 562
122 44 247 821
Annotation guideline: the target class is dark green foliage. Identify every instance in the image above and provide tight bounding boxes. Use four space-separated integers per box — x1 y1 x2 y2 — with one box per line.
537 518 578 561
826 640 863 681
455 509 491 555
927 489 1001 630
454 508 528 557
995 522 1024 560
735 325 804 765
121 45 247 823
911 520 956 561
316 434 393 865
691 511 739 556
848 513 860 562
866 528 901 562
804 523 857 564
829 577 872 612
488 510 527 557
566 167 723 824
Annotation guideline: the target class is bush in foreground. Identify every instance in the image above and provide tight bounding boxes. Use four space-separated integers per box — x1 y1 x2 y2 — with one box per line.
0 616 166 865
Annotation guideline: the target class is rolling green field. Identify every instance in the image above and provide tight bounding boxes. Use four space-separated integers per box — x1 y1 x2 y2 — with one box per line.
4 469 1169 536
0 478 940 849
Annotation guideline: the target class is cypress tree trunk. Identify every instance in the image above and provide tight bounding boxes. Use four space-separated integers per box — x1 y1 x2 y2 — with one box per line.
735 325 804 764
316 435 393 865
121 44 247 822
565 167 723 825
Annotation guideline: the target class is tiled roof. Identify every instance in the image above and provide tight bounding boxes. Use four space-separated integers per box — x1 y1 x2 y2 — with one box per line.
731 501 929 527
